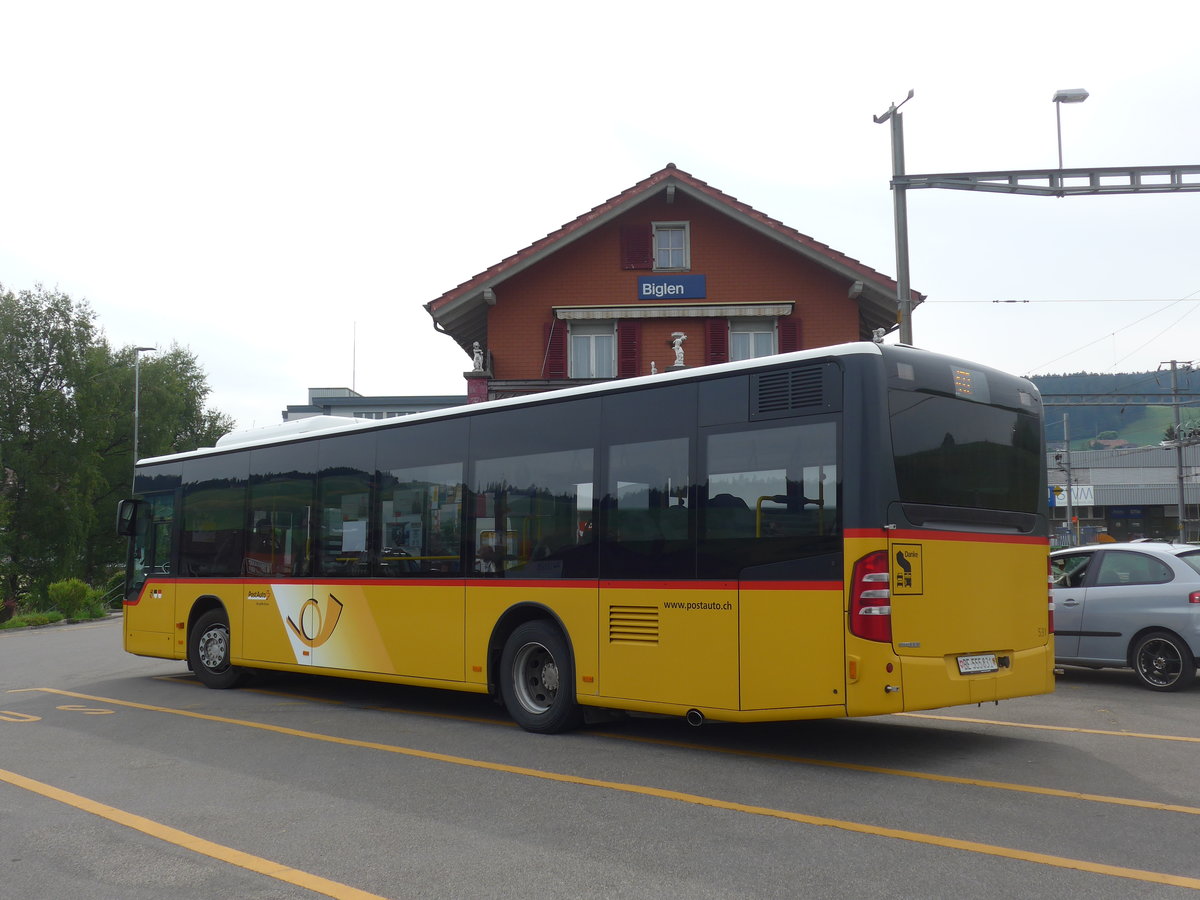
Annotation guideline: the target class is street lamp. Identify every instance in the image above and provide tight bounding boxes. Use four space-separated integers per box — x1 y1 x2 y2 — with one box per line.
1053 88 1089 170
133 346 156 489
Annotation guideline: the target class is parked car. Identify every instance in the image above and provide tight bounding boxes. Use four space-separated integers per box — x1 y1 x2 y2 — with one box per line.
1051 542 1200 691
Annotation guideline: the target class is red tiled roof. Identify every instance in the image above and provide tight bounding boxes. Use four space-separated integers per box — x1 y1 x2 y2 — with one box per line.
425 163 918 314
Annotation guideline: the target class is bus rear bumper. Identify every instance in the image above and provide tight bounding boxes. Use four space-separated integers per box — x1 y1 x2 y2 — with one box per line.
900 644 1055 712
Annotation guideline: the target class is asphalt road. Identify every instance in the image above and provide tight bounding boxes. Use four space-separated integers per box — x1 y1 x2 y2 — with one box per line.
2 615 1199 899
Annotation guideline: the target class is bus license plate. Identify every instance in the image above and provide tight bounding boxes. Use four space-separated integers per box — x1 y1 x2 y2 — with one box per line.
957 653 998 675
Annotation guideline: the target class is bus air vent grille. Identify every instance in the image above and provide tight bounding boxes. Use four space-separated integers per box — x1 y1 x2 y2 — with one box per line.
608 605 660 644
752 366 826 420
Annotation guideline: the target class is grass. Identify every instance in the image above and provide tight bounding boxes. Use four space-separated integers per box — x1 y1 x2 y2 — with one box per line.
0 611 66 630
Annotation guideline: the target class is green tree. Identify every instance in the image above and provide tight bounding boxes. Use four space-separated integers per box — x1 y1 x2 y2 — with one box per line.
0 285 99 615
0 284 234 618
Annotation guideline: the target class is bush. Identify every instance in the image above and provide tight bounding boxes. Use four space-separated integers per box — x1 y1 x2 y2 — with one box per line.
46 578 101 620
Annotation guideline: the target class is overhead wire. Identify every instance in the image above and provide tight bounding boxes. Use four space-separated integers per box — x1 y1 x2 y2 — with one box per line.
1023 288 1200 375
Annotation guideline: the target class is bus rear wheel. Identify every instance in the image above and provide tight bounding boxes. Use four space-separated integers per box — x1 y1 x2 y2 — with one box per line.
189 609 243 689
499 621 582 734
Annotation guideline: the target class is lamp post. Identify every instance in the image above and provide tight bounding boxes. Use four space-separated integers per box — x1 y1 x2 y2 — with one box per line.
1053 88 1089 170
133 346 156 489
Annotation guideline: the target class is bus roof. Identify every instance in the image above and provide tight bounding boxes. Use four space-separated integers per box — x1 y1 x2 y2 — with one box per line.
137 341 1022 467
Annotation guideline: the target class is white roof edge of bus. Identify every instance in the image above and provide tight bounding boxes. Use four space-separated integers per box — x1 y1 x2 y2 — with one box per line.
214 415 378 448
138 341 891 465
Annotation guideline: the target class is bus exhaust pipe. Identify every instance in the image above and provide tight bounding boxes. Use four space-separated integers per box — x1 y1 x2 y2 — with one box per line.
685 709 705 727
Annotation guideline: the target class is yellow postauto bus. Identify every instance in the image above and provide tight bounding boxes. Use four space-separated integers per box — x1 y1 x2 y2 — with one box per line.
117 342 1053 733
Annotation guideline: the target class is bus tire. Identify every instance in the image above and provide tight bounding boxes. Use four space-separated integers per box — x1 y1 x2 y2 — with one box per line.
499 620 583 734
189 609 243 689
1132 630 1195 692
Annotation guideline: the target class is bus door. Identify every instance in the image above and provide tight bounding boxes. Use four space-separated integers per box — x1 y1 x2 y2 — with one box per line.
241 505 317 669
124 493 177 658
706 420 845 713
735 451 844 712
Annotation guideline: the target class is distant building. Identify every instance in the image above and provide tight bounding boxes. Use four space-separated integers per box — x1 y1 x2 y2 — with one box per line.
1048 443 1200 544
424 163 921 402
282 387 466 422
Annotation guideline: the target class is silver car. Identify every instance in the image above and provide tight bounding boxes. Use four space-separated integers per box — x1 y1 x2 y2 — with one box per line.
1051 542 1200 691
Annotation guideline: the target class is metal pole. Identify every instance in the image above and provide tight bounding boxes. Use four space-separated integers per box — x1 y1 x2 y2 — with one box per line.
1063 413 1075 545
875 90 915 346
1056 101 1064 171
891 109 913 345
1171 361 1186 542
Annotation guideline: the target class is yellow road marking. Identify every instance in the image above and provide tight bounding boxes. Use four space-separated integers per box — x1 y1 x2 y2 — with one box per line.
155 674 514 727
591 731 1200 816
12 687 1200 891
0 766 388 900
900 712 1200 743
136 681 1200 816
0 710 42 722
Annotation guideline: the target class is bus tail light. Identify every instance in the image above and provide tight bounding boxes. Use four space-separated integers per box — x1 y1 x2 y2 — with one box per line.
1047 558 1055 634
850 550 891 643
1189 592 1200 604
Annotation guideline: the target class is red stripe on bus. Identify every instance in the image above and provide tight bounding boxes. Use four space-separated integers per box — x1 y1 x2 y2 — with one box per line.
133 578 846 592
598 580 736 591
738 581 843 592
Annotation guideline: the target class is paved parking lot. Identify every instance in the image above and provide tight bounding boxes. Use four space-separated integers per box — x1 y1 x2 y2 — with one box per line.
3 617 1200 899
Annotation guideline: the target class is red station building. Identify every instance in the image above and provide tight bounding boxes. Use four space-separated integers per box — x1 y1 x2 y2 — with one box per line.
425 163 920 402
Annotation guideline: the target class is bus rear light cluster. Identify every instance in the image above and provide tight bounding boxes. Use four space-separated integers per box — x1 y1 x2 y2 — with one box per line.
850 550 892 643
1189 592 1200 605
1047 558 1055 634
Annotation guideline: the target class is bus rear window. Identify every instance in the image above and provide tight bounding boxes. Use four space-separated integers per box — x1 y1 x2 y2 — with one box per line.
889 390 1041 514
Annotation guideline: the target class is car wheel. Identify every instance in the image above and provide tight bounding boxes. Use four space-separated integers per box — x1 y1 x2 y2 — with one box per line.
499 620 583 734
1132 631 1196 692
189 609 244 689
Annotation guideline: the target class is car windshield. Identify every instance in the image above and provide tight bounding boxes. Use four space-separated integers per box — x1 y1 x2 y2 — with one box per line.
1175 550 1200 575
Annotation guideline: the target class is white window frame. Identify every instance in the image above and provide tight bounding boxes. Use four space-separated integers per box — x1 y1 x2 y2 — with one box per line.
652 221 690 271
729 318 777 361
569 322 616 379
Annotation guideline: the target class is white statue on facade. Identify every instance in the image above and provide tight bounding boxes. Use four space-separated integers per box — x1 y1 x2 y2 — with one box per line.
670 332 687 367
472 341 485 371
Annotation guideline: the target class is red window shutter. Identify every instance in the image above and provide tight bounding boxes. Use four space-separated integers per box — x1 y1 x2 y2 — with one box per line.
705 319 729 365
778 320 800 354
543 322 567 379
617 320 641 378
620 225 653 270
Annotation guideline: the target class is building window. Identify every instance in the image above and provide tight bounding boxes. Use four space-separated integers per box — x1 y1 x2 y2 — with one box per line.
569 323 615 378
730 319 776 360
653 222 690 270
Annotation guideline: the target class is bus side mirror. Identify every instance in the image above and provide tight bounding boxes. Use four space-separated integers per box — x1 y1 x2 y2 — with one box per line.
116 499 140 537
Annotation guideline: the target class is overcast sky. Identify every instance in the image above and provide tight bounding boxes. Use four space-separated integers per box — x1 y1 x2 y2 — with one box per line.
3 1 1198 432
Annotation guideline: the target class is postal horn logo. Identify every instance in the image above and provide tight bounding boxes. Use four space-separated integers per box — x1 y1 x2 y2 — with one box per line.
286 594 344 648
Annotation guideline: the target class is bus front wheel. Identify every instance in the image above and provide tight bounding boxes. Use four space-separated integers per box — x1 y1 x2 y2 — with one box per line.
189 609 243 689
499 621 582 734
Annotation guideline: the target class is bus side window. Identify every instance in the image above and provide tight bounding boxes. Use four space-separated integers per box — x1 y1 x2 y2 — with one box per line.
378 462 464 576
701 421 840 578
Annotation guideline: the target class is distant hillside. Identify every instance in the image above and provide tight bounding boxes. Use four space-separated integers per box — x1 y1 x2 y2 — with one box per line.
1031 371 1199 450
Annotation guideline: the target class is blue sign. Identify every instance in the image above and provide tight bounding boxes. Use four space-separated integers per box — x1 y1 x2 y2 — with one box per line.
638 275 707 301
